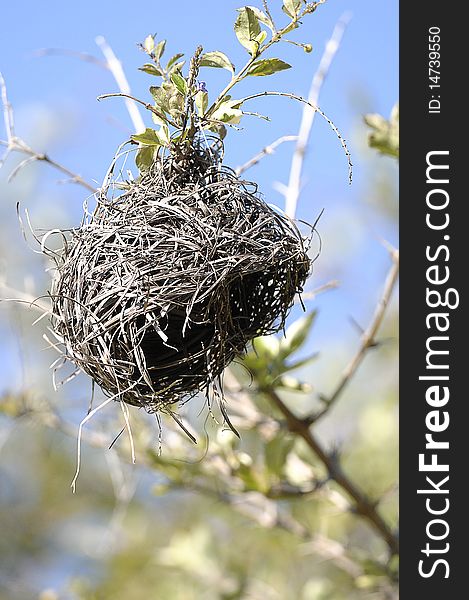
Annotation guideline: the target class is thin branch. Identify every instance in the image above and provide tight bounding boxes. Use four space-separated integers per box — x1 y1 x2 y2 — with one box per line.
171 480 364 579
0 71 96 193
205 1 325 120
310 247 399 423
234 90 352 186
33 47 108 70
285 14 351 219
97 93 177 128
95 36 145 135
265 387 399 557
0 282 51 314
262 1 277 32
299 279 339 302
235 135 297 176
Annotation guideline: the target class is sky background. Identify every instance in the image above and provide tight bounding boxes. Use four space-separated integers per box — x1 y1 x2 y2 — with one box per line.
0 0 398 393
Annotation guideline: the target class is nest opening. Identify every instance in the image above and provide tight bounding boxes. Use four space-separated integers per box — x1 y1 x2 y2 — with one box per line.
50 142 311 413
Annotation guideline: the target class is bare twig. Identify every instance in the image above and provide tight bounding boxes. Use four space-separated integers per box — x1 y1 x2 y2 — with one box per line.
265 386 399 556
97 93 177 128
236 90 352 186
0 282 51 314
310 247 399 423
299 279 339 302
0 72 96 193
284 14 351 219
95 36 145 135
235 135 297 176
33 47 108 70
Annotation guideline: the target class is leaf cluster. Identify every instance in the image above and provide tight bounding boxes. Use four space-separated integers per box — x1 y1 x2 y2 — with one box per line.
131 1 321 170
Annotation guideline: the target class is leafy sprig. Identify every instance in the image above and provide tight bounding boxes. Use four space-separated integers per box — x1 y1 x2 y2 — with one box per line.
99 1 339 173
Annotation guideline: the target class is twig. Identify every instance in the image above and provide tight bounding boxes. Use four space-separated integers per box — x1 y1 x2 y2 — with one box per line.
33 47 108 70
265 387 399 556
235 135 297 176
235 90 352 185
0 282 51 315
284 14 351 219
170 480 364 579
97 93 177 128
95 36 145 135
299 279 339 302
0 72 96 193
310 247 399 423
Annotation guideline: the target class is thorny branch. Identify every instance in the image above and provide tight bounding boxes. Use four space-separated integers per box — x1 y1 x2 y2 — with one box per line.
310 247 400 423
0 72 96 193
265 386 399 557
258 248 400 557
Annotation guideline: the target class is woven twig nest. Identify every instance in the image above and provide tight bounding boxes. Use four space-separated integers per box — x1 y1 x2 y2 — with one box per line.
50 144 310 413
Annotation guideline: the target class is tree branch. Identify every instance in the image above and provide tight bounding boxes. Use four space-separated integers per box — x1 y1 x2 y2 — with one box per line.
310 247 399 423
235 134 297 176
265 387 399 557
95 36 146 135
0 72 96 193
284 14 351 219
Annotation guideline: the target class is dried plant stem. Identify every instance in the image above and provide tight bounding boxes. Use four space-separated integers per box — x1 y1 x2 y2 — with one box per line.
285 14 351 218
265 386 399 556
311 247 399 423
95 36 145 135
235 134 297 176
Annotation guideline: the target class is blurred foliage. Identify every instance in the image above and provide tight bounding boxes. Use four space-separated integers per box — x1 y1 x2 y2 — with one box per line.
364 103 399 159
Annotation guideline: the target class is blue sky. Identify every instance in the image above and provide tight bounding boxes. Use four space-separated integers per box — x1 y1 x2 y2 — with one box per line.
0 0 398 390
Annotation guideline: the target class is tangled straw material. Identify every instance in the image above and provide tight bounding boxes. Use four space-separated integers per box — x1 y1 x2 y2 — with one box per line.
49 142 311 414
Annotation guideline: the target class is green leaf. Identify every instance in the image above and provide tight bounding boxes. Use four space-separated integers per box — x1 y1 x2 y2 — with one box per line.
281 353 319 373
131 127 164 146
158 122 170 144
211 99 243 124
135 146 157 172
283 0 302 18
364 102 399 158
195 91 208 117
255 30 268 44
154 40 166 61
150 86 169 112
247 58 292 77
206 122 227 140
168 60 186 74
283 21 299 34
200 51 234 74
265 435 295 477
170 72 187 96
252 335 280 361
277 376 312 393
279 312 317 358
235 7 261 55
138 63 163 76
245 6 275 32
143 34 155 53
166 53 184 70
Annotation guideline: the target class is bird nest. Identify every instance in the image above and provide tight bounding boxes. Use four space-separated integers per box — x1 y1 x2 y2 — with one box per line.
49 143 311 414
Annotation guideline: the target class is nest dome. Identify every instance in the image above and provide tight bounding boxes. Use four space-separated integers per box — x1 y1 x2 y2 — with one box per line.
50 147 310 412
